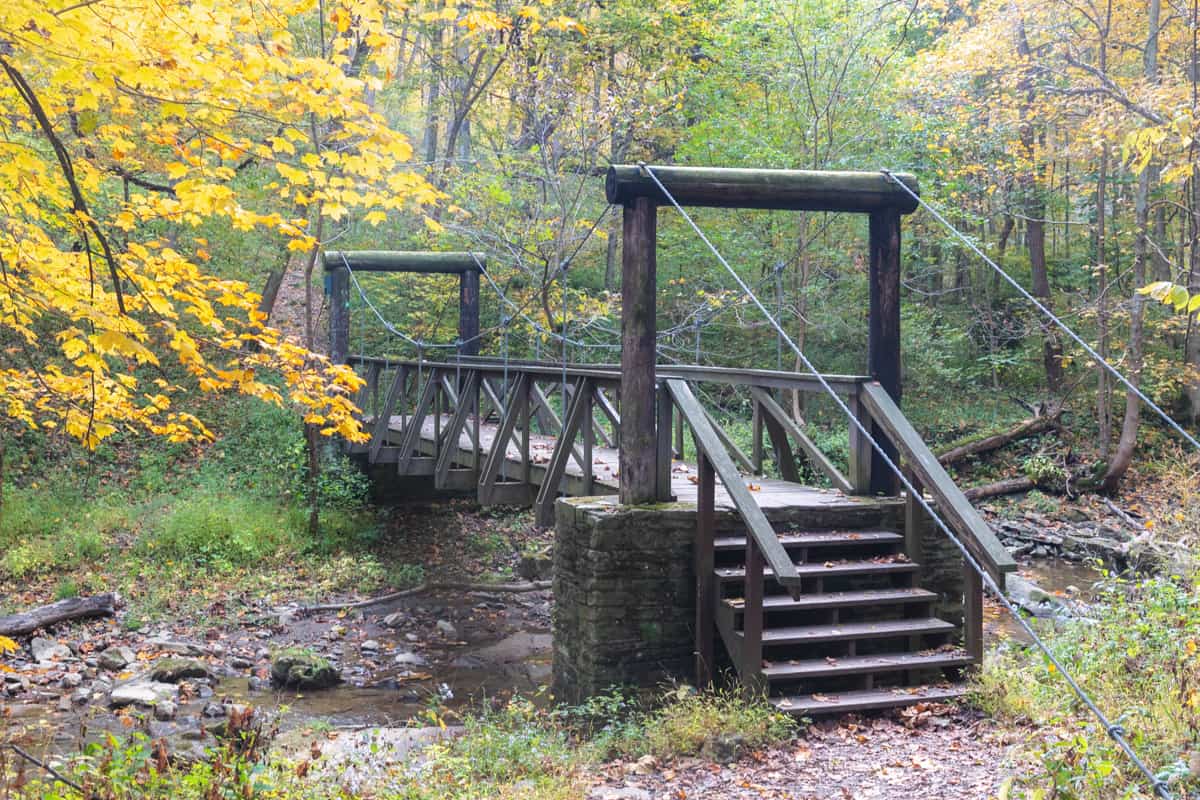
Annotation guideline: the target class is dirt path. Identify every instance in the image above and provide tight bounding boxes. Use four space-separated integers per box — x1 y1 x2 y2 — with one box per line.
589 711 1021 799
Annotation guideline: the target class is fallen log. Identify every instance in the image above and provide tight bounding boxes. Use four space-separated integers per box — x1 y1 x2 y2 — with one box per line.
938 409 1062 466
0 593 121 637
296 580 552 616
963 477 1036 503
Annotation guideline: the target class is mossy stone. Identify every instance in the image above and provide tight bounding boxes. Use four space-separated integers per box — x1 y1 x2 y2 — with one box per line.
270 648 341 689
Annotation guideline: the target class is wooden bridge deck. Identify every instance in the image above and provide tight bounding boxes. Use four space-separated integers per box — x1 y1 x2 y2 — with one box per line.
375 413 880 514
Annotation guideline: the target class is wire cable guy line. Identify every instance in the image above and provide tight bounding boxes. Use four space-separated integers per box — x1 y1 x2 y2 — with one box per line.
641 163 1174 799
880 168 1200 458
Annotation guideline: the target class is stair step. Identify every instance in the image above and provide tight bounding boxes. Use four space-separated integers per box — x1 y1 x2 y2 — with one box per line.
723 587 937 613
771 685 966 716
713 530 902 551
742 617 955 646
715 559 918 584
762 650 973 681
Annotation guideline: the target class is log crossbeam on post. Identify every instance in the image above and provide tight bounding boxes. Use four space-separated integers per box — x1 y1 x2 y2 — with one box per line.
321 251 488 364
607 164 918 506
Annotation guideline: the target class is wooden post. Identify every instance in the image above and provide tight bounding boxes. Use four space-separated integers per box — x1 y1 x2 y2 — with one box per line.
327 265 350 365
741 535 765 695
847 387 873 494
655 382 674 501
964 563 984 663
868 207 902 495
694 451 716 688
459 268 480 357
619 196 658 505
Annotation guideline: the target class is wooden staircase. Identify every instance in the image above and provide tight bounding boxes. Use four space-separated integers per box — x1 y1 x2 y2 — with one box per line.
710 523 973 716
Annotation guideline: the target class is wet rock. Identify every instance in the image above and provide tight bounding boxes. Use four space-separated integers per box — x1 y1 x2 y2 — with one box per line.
405 633 419 642
60 672 83 689
98 646 136 671
148 658 212 684
450 655 485 669
270 648 341 689
70 688 90 704
382 613 405 627
147 638 205 657
31 638 72 664
154 700 177 721
589 788 651 800
393 651 427 667
202 702 226 718
361 640 380 652
1006 574 1073 618
435 620 458 638
110 679 178 708
475 632 552 664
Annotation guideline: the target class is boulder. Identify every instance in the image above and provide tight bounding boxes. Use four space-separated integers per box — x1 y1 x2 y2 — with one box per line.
148 658 212 683
31 638 72 664
110 679 178 708
1006 574 1072 618
98 646 136 671
270 648 341 689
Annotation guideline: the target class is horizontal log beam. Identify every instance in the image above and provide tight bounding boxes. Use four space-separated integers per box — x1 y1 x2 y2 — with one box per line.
605 165 919 213
322 250 486 273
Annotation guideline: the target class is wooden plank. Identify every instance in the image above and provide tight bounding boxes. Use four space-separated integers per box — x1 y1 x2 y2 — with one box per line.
666 379 800 591
859 381 1016 584
582 384 595 495
323 250 486 274
369 367 407 463
535 378 590 527
605 165 920 213
772 686 965 717
397 374 438 474
759 397 801 483
751 401 764 474
594 385 620 436
478 374 529 505
619 196 659 505
750 386 853 494
757 617 955 645
695 451 716 688
763 652 973 681
435 371 479 488
701 405 756 474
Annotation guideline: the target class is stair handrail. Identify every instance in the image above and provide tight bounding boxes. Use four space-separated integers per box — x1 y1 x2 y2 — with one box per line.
665 379 802 593
858 381 1016 585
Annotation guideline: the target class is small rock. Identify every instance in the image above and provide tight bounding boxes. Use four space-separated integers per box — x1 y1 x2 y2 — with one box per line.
393 652 428 667
254 648 270 662
247 676 268 692
632 754 658 775
98 646 136 671
700 732 746 762
405 633 419 642
202 702 226 718
147 638 205 657
382 613 405 627
361 640 380 652
588 788 651 800
56 695 73 712
435 620 458 638
60 673 83 689
148 658 212 684
154 701 178 721
230 656 253 670
110 679 178 708
516 551 553 582
31 638 72 664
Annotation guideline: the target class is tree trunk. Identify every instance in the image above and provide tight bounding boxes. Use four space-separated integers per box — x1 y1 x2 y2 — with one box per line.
1097 142 1111 457
1104 0 1159 489
422 4 444 165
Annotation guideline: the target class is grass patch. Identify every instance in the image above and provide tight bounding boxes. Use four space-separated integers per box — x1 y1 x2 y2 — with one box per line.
976 573 1200 798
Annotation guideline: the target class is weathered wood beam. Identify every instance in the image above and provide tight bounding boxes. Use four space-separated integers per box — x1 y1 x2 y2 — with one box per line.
322 251 486 274
868 207 902 495
749 386 853 494
535 378 590 526
0 594 121 637
619 197 659 505
606 165 919 213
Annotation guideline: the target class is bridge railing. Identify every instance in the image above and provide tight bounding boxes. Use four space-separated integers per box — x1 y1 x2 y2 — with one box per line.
344 355 1013 637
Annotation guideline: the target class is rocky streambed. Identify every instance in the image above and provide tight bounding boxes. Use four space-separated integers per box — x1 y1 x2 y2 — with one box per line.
1 586 553 768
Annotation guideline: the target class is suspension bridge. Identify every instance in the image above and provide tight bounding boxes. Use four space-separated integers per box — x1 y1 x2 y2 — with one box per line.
324 164 1178 796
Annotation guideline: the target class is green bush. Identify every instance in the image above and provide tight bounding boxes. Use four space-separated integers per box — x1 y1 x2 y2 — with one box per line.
145 494 295 569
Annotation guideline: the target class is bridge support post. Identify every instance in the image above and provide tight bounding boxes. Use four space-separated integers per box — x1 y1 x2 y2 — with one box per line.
619 196 663 504
327 260 350 365
459 268 480 357
868 208 902 495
